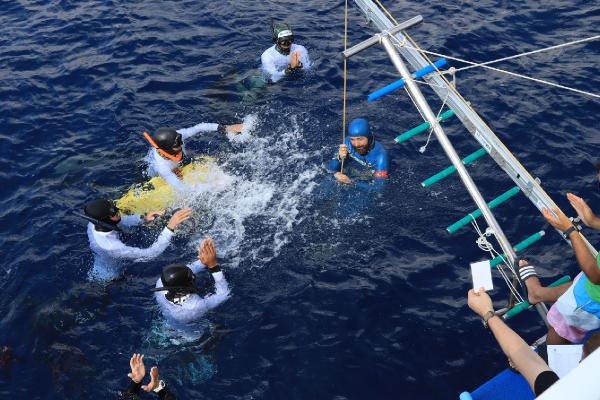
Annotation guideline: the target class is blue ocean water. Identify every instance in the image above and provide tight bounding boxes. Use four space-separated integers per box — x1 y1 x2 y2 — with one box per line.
1 0 599 398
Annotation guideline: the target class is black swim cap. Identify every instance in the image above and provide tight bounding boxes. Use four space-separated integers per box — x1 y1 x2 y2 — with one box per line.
158 264 197 296
84 199 120 231
153 128 182 154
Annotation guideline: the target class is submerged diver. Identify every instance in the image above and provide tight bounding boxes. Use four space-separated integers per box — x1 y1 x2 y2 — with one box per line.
261 22 311 83
153 238 230 328
82 199 192 280
144 121 243 191
329 118 389 184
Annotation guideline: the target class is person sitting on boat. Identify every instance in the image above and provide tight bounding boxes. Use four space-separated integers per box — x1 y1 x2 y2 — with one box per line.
261 22 311 83
467 288 600 397
82 199 192 280
144 122 243 192
514 193 600 345
329 118 389 185
120 353 177 399
153 238 230 329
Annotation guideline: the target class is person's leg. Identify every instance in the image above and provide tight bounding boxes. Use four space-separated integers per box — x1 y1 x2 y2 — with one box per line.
519 259 572 304
546 325 571 345
546 303 587 344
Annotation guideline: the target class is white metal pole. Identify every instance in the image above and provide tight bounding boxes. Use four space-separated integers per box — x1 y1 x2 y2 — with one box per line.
380 36 517 262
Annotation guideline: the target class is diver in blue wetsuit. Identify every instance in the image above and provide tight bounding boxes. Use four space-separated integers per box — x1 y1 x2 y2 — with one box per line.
329 118 389 185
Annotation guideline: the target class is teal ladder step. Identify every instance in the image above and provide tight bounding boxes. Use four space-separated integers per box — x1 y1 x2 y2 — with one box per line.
447 186 521 234
422 148 487 187
395 109 456 143
489 230 545 268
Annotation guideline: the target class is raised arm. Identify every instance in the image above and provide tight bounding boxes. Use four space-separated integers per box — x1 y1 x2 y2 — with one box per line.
567 193 600 230
176 122 219 139
543 206 600 284
467 289 552 391
198 238 230 310
110 209 192 261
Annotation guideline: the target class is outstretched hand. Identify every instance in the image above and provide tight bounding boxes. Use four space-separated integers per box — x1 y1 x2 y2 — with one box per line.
142 366 160 392
542 207 572 231
567 192 597 227
467 288 494 318
199 238 218 268
167 208 193 231
127 353 146 383
225 123 244 134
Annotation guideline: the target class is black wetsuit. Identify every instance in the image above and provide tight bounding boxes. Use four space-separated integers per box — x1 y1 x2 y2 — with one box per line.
119 380 177 400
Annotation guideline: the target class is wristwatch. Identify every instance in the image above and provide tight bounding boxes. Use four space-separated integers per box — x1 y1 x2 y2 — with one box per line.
562 225 580 239
153 380 166 393
482 310 496 329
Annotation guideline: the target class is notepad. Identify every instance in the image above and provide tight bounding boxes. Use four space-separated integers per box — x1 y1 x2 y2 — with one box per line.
547 345 583 378
471 260 493 292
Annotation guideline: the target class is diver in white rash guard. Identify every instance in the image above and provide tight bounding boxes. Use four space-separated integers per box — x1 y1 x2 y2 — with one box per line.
82 199 192 280
143 121 243 192
153 238 230 328
261 22 311 83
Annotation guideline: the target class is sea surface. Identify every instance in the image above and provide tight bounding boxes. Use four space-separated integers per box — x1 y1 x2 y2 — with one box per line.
1 0 599 398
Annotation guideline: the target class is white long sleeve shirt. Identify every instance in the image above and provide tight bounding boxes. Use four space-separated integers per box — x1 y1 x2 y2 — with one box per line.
87 215 174 280
155 260 230 327
260 44 311 83
144 122 219 191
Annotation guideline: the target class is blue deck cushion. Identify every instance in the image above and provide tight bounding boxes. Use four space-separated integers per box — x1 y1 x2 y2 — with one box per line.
468 368 534 400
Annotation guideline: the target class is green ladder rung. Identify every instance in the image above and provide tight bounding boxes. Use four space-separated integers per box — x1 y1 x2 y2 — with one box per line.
395 109 456 143
447 186 521 235
504 275 572 319
490 230 546 268
422 148 487 187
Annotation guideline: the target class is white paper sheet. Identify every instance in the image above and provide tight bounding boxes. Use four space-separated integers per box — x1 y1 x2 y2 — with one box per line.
470 260 493 292
547 344 583 378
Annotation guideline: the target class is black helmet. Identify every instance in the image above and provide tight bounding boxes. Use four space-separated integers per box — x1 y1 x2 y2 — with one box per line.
152 127 182 154
272 22 293 43
83 199 120 232
272 22 294 55
156 264 197 297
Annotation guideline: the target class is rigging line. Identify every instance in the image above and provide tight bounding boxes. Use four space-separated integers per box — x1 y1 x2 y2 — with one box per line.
397 42 600 100
470 217 524 302
371 0 598 201
457 35 600 73
470 217 524 303
418 87 448 154
341 0 349 174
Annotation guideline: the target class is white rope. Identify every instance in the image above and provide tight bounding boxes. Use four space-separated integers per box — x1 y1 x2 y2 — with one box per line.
394 40 600 100
418 72 456 154
457 35 600 72
470 216 525 303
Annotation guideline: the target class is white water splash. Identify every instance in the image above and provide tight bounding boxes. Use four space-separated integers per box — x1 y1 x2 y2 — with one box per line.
169 112 321 268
